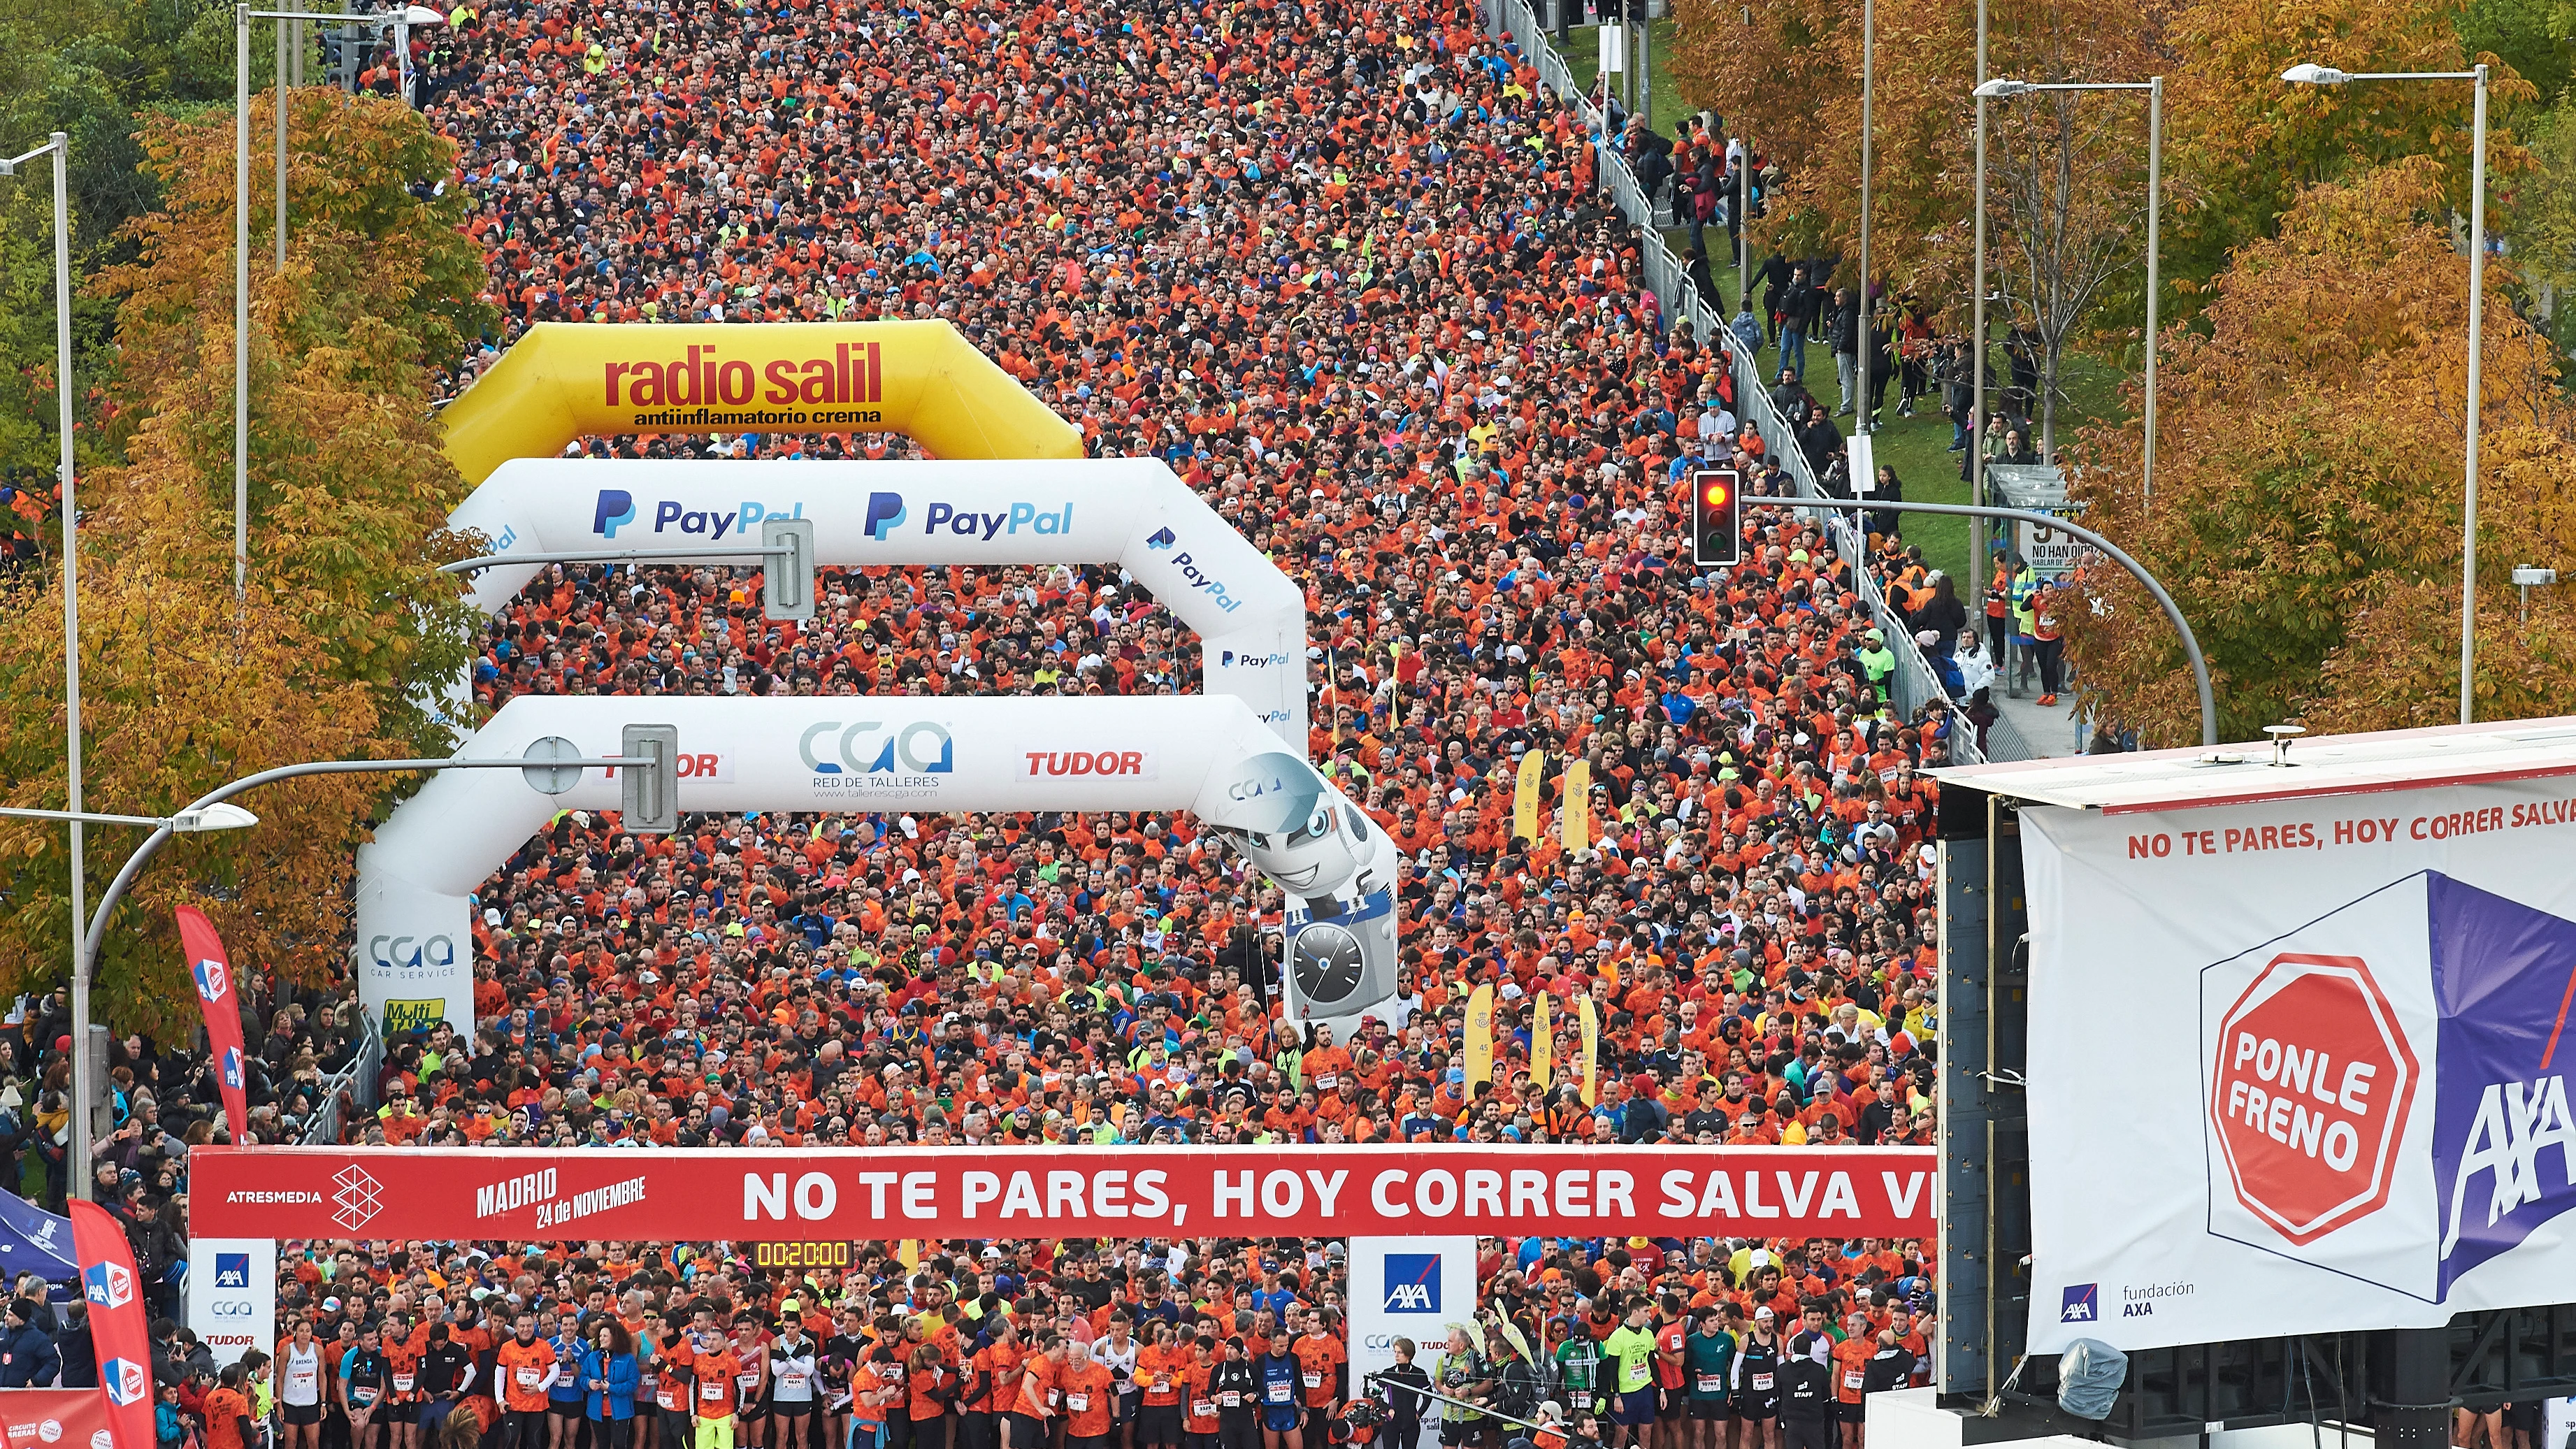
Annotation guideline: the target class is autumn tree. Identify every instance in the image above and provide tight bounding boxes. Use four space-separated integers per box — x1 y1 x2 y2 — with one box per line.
2061 159 2576 744
0 86 491 1036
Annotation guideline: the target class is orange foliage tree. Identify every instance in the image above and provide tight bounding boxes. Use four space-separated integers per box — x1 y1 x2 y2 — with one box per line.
0 87 491 1035
2061 160 2576 745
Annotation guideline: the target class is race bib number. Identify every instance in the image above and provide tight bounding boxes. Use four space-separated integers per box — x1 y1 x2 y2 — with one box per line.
1570 1392 1592 1410
1220 1392 1242 1408
1303 1374 1323 1390
1316 1074 1338 1090
352 1388 379 1407
1696 1375 1723 1394
1750 1374 1773 1392
782 1373 810 1394
393 1375 415 1394
1843 1372 1864 1391
703 1381 728 1402
517 1368 544 1388
1067 1394 1091 1413
1194 1401 1216 1418
1267 1384 1293 1405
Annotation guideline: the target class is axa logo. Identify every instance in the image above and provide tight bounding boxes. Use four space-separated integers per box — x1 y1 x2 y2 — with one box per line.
220 1046 244 1091
800 721 954 776
1169 551 1244 614
82 1262 132 1311
103 1359 147 1407
593 491 803 542
215 1253 250 1289
192 957 230 1005
865 491 909 540
1220 650 1291 669
1146 526 1177 550
593 489 638 538
1383 1253 1440 1313
2059 1284 2097 1323
367 934 456 971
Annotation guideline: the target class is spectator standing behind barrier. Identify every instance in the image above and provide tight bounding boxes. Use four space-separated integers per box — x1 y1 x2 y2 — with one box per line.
1380 1339 1430 1449
0 1296 57 1385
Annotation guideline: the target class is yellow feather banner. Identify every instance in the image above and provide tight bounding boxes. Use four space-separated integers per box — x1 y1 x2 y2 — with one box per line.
1465 983 1496 1088
1513 748 1545 842
1579 993 1600 1106
1561 759 1592 851
1531 992 1553 1090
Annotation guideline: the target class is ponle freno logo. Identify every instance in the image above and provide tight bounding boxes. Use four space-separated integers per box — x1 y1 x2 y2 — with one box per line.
191 957 229 1004
2208 952 2418 1245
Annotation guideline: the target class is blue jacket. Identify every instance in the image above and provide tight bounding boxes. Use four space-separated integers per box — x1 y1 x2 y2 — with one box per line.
0 1320 58 1387
582 1348 638 1420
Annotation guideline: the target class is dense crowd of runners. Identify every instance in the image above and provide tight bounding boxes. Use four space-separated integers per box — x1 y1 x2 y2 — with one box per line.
0 0 1968 1441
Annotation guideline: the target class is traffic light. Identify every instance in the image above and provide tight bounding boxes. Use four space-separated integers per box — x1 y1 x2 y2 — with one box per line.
1692 468 1742 567
761 516 815 621
620 723 680 833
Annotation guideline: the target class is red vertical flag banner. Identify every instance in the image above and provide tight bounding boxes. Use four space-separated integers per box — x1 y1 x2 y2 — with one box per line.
173 907 249 1141
69 1202 154 1449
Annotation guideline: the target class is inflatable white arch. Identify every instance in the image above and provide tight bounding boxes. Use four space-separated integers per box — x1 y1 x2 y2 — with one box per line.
358 695 1398 1041
448 458 1309 744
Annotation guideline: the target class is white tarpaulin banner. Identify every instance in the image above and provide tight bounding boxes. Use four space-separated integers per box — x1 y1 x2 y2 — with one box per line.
2023 776 2576 1352
184 1237 275 1369
1346 1237 1477 1389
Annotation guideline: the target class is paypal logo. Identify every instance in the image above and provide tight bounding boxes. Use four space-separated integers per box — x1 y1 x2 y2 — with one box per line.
865 491 909 541
594 496 805 542
593 489 637 538
1146 526 1177 549
1220 651 1291 668
1170 551 1244 614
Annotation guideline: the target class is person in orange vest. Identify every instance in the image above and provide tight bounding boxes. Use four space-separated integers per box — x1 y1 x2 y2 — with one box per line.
1005 1333 1068 1449
496 1315 562 1449
1058 1342 1117 1449
686 1326 748 1449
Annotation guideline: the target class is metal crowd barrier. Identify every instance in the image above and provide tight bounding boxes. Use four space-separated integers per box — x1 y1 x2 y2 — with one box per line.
1481 0 1987 764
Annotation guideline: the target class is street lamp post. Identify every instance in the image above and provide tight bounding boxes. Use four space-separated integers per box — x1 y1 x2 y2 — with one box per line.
2283 61 2488 726
1973 75 2164 508
234 4 447 607
1855 0 1873 433
29 746 661 1178
0 133 86 1192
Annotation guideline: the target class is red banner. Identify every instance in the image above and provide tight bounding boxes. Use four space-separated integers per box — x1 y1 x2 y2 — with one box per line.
69 1203 153 1449
186 1144 1938 1241
173 907 249 1142
0 1388 114 1449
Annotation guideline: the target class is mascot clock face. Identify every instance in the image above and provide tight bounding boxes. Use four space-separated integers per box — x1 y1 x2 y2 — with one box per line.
1290 923 1367 1005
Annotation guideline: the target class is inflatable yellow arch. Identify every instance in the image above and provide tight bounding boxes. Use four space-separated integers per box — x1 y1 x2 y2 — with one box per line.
441 320 1083 482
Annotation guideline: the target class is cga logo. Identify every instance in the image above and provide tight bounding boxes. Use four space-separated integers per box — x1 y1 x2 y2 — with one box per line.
368 935 456 972
1383 1253 1440 1313
209 1300 256 1319
1146 526 1177 550
862 491 1075 542
800 721 954 777
103 1358 148 1407
192 957 230 1004
82 1262 132 1310
215 1252 250 1289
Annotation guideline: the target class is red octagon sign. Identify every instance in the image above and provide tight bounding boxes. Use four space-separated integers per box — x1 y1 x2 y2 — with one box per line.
2208 953 2419 1244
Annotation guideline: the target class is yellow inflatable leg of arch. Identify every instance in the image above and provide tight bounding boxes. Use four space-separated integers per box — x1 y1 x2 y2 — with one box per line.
440 320 1084 484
